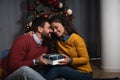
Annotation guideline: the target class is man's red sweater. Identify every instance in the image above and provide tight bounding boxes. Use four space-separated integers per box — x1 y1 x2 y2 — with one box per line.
1 35 49 79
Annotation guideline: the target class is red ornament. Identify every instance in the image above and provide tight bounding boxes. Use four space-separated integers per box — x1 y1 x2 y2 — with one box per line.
52 0 57 3
29 6 34 11
36 1 40 6
44 14 48 18
53 2 59 8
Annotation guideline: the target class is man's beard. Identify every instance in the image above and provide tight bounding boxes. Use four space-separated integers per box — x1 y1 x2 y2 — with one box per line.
41 33 51 44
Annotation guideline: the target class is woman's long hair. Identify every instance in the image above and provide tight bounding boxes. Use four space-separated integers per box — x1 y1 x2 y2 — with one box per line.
49 14 77 34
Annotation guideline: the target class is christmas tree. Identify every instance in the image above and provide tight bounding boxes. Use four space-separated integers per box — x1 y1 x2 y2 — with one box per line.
24 0 73 33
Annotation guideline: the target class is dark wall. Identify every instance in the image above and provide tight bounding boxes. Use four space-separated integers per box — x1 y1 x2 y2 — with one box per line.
67 0 101 58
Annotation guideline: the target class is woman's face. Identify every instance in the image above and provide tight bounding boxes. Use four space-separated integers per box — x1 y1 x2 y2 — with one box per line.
51 22 66 37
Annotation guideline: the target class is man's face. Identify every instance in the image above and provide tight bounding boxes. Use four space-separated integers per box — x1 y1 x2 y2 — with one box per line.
41 22 53 39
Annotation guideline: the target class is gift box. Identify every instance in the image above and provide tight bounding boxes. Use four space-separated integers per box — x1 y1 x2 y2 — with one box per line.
43 54 65 65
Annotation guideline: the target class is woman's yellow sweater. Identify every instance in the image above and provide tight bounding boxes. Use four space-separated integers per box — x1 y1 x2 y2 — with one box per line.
57 33 93 73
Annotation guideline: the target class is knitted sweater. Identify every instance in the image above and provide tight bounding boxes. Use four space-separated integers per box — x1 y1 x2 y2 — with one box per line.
58 33 93 73
2 35 49 79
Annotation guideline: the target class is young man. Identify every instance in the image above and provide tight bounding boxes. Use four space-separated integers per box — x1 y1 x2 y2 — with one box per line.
2 15 53 80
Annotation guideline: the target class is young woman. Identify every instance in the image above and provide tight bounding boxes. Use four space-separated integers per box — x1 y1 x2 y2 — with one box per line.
49 14 93 80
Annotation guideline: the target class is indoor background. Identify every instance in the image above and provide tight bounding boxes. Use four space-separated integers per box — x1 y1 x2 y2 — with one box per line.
0 0 120 78
0 0 101 58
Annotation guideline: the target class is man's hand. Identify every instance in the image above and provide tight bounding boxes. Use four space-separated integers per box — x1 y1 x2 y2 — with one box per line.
37 54 48 65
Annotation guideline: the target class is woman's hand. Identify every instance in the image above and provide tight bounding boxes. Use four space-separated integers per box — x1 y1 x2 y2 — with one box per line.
58 54 71 65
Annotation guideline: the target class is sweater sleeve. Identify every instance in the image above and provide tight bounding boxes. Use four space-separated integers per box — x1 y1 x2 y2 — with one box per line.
71 36 90 66
8 36 34 72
